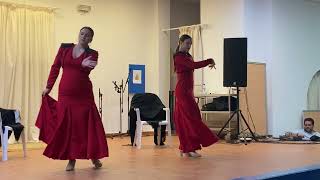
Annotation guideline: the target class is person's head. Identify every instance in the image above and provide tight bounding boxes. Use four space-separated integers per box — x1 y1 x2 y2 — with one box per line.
78 26 94 46
304 118 315 133
176 34 192 53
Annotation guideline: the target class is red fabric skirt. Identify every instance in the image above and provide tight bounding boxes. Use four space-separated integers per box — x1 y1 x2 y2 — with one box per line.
174 92 219 153
36 95 109 160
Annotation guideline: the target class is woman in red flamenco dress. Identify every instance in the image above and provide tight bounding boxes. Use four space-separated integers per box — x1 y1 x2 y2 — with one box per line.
36 27 108 171
174 34 219 158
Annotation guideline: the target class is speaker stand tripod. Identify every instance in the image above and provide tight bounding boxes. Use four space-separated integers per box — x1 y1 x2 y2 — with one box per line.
217 87 257 143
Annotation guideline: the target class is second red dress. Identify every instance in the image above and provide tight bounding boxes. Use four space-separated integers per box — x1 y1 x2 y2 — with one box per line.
174 52 219 153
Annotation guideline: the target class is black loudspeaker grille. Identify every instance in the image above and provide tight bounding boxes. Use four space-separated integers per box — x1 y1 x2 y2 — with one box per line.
223 38 247 87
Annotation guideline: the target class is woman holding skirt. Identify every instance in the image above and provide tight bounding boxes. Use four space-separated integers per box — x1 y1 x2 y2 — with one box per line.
36 27 108 171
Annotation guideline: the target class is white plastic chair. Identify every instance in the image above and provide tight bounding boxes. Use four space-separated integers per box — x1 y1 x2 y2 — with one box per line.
0 110 26 161
133 108 172 149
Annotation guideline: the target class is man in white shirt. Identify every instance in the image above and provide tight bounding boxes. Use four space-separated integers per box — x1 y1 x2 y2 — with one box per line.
286 118 320 141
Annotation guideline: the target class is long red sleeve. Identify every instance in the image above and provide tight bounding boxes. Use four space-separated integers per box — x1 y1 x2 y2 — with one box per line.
174 54 211 72
46 45 64 89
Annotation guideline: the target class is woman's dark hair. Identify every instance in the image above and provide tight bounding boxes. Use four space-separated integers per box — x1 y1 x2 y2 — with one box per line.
80 26 94 37
175 34 192 54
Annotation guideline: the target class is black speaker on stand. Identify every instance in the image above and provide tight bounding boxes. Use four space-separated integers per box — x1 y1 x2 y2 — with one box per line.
217 37 257 142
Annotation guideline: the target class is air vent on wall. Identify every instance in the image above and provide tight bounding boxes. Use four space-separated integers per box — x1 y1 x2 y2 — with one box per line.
77 5 91 15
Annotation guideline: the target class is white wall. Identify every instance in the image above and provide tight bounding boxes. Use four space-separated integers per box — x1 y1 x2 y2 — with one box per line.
244 0 272 64
4 0 170 133
270 0 320 136
244 0 273 134
201 0 320 136
201 0 245 94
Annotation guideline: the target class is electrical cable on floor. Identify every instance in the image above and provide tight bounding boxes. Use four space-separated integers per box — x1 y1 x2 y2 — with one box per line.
244 87 257 134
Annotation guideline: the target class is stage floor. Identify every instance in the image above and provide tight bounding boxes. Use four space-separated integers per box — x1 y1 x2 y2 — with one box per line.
1 136 320 180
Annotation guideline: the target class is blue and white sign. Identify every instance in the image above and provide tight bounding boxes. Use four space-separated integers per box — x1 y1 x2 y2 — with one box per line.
129 64 145 94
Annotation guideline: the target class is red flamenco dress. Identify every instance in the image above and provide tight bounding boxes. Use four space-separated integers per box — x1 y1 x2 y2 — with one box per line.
173 52 219 153
36 43 109 160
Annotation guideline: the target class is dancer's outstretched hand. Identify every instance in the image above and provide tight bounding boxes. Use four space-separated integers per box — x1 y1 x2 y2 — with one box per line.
207 58 216 69
82 56 97 69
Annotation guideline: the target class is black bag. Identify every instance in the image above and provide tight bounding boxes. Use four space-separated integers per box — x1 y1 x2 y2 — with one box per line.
201 96 237 111
310 135 320 141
